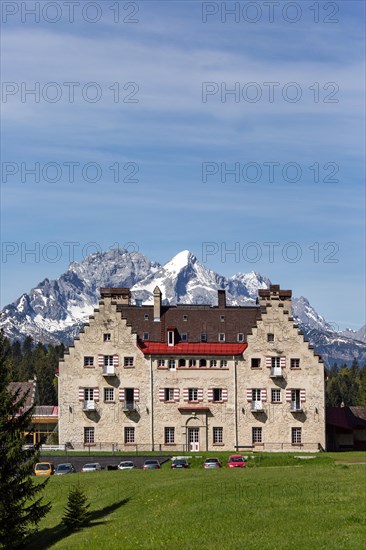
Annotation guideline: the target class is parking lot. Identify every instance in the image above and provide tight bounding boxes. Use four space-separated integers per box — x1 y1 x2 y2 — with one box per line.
40 455 171 471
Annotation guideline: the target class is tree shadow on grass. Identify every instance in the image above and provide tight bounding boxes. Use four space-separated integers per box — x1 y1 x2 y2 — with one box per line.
26 498 130 549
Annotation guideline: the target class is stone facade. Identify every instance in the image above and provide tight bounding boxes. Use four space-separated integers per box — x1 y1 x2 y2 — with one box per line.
59 285 326 452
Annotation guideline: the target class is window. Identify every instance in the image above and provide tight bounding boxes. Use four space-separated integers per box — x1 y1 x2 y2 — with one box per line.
104 355 113 366
178 358 186 367
158 359 165 368
144 314 149 320
251 358 261 369
164 388 174 401
291 389 301 410
84 427 95 444
103 333 111 342
220 359 227 368
84 356 94 367
168 330 174 346
237 333 245 342
200 333 207 342
183 315 188 321
271 389 281 403
218 333 225 342
267 333 274 342
213 427 223 444
168 359 176 370
252 427 262 444
104 387 114 402
271 357 280 368
124 356 134 367
124 427 135 444
220 315 225 322
84 388 94 401
252 389 261 402
181 332 188 342
143 332 149 340
164 427 175 444
189 358 196 368
210 360 217 368
213 388 223 402
199 359 207 367
188 388 198 402
292 427 302 444
291 358 300 369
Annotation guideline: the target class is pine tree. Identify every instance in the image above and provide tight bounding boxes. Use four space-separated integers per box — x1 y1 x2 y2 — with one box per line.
62 485 91 530
0 333 51 549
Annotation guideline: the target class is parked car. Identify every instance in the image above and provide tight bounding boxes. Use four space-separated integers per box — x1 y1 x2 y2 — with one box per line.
54 463 75 475
118 461 135 470
81 463 102 473
143 459 161 470
203 458 222 469
34 462 55 476
171 458 190 469
228 455 246 468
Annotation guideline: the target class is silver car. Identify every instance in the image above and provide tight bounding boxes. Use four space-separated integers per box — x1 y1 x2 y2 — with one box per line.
54 463 75 475
81 462 102 473
118 461 134 470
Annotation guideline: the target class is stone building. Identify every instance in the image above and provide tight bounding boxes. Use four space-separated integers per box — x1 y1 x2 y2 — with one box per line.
58 285 326 451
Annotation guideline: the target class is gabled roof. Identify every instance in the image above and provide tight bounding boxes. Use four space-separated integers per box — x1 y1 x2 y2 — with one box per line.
326 407 366 430
7 380 36 412
138 342 247 356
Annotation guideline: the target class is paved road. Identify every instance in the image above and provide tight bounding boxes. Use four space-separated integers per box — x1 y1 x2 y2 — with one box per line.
40 455 172 471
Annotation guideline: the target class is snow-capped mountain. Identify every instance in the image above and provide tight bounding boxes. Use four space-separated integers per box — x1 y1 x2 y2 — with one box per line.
1 249 365 368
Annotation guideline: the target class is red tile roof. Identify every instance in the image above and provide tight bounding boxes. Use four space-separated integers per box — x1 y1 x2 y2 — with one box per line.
138 342 247 356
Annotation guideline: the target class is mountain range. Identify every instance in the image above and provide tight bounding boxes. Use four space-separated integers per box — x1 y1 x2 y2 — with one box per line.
1 249 365 369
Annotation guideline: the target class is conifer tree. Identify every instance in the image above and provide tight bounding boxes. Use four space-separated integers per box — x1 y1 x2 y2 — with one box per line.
62 485 91 530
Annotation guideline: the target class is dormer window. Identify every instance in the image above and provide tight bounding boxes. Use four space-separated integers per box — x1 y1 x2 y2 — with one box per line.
168 330 175 346
237 333 244 342
143 332 149 341
220 315 225 322
200 333 207 343
218 333 225 342
183 315 188 321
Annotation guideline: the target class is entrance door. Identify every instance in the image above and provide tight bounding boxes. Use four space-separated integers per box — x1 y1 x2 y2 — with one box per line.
188 427 199 452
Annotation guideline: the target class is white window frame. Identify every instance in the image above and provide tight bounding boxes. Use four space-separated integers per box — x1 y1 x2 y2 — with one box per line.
292 427 302 444
213 427 223 444
237 333 244 342
104 355 114 367
158 359 165 368
103 333 111 342
164 388 174 401
124 427 135 444
213 388 223 402
189 359 196 368
210 359 217 368
188 388 198 402
271 357 281 368
164 427 175 444
84 388 94 401
218 333 225 342
220 359 228 368
84 427 95 444
252 427 262 444
104 387 114 402
291 358 300 369
84 356 94 367
271 389 281 403
168 330 174 346
252 388 261 402
168 359 176 370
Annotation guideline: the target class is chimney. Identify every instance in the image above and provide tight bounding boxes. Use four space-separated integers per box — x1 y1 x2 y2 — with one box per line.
153 286 162 322
218 289 226 308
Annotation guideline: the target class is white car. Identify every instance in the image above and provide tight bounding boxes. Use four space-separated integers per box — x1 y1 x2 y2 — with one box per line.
118 461 135 470
81 462 102 473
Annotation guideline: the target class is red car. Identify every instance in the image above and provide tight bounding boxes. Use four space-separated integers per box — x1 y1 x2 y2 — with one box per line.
228 455 246 468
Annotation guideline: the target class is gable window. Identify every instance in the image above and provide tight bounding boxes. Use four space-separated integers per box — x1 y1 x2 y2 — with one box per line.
124 357 134 367
164 388 174 401
183 315 188 321
84 427 95 444
199 359 207 367
213 388 223 402
103 333 111 342
252 427 262 444
218 333 225 342
144 314 149 320
200 333 207 342
220 315 225 322
291 358 300 369
143 332 149 340
158 359 165 368
213 427 223 444
210 360 217 368
104 355 114 367
251 358 261 369
168 359 176 370
84 356 94 367
237 333 245 342
267 333 274 343
271 389 281 403
165 427 175 444
189 359 196 368
124 427 135 444
178 359 186 368
104 387 114 402
181 332 188 342
292 427 302 444
188 388 198 402
220 359 227 368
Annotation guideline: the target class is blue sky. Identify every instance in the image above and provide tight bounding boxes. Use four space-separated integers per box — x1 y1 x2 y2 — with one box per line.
1 0 365 329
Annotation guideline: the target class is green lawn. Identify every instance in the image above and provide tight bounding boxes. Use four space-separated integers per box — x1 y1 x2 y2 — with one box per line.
27 456 366 550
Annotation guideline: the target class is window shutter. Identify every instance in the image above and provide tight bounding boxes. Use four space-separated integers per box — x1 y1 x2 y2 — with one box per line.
197 388 203 402
222 388 228 402
159 388 165 402
261 389 267 402
300 389 306 402
78 387 84 401
174 388 180 402
183 388 189 402
119 388 125 402
280 357 286 368
246 389 253 402
286 389 292 402
266 357 272 368
98 354 104 367
113 354 119 367
94 388 99 402
134 388 140 402
207 388 214 402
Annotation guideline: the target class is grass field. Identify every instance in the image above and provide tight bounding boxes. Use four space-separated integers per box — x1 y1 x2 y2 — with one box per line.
27 453 366 550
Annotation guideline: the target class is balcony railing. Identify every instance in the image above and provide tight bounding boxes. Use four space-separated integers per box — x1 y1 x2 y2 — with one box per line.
83 400 97 412
102 365 116 376
251 401 264 412
270 367 283 377
122 401 139 412
290 402 302 412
